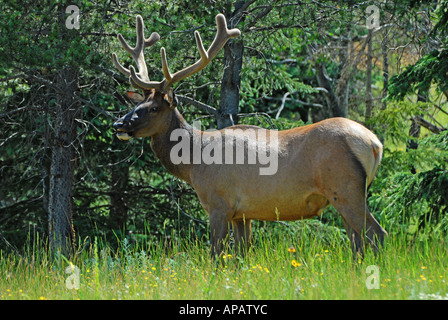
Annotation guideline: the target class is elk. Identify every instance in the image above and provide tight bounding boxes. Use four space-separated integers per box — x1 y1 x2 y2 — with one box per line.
111 13 387 258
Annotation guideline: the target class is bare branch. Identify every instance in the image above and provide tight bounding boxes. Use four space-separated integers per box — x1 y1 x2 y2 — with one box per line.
0 106 35 119
264 96 324 109
266 59 297 65
237 112 277 129
275 92 290 120
274 91 324 120
0 230 22 257
412 116 446 134
177 95 218 115
244 0 279 30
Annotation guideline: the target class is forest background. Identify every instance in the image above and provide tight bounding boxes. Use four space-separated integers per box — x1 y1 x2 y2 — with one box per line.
1 0 448 256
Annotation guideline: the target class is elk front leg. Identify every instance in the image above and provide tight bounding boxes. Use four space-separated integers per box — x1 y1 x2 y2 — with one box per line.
232 218 252 256
209 210 230 259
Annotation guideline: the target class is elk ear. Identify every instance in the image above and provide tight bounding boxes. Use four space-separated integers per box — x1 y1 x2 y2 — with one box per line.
164 89 178 109
126 91 145 104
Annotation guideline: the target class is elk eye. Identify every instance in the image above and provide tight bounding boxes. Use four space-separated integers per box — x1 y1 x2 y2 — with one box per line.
151 107 159 112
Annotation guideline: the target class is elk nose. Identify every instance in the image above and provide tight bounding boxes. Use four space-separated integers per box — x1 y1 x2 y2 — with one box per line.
113 120 124 130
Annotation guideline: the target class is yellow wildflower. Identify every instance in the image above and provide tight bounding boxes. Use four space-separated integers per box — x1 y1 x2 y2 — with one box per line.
291 260 301 267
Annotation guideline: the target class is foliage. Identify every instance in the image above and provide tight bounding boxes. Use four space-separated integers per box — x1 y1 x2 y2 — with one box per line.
368 130 448 236
387 0 448 100
375 101 425 145
387 48 448 100
1 0 448 257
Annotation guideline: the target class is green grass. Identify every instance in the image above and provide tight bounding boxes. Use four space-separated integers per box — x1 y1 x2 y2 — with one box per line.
1 225 447 300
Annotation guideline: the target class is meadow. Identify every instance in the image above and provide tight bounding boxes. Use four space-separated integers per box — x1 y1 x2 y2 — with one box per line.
1 221 447 300
2 0 448 305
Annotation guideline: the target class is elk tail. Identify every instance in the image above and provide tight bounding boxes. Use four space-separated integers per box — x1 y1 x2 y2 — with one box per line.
367 139 383 188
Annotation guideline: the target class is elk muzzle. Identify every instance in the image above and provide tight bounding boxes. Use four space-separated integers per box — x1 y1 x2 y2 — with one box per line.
113 119 133 141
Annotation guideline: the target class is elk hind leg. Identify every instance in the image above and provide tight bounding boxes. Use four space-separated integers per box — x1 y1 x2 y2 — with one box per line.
232 218 252 256
332 197 386 257
341 216 365 258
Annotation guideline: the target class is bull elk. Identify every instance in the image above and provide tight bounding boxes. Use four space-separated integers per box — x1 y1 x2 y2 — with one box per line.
111 13 387 258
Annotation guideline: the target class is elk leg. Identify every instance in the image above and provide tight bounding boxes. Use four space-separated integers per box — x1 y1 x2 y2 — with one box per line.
232 218 252 255
341 216 365 257
363 209 387 253
209 210 230 259
331 197 386 256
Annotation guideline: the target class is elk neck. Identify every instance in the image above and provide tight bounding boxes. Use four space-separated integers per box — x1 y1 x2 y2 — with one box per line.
149 108 195 184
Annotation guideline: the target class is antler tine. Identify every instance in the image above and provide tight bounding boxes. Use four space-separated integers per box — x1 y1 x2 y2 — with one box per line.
113 14 240 92
207 14 241 60
112 15 162 90
112 52 131 77
160 30 208 84
160 13 241 91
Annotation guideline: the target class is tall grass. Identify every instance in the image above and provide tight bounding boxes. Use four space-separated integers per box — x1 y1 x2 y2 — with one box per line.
1 220 447 300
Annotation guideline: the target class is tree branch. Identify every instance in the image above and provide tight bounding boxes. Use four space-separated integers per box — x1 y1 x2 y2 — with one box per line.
0 230 22 257
264 96 324 108
177 95 218 115
273 91 324 120
412 116 446 134
275 92 290 119
244 0 279 30
0 106 36 119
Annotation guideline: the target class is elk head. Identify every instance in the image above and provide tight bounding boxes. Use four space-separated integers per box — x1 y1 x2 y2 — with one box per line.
112 14 240 140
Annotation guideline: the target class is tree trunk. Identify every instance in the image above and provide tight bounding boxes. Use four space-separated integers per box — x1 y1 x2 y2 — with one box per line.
407 118 421 175
48 68 79 257
109 161 129 231
407 91 426 174
218 37 244 129
381 30 389 111
365 29 373 127
377 30 390 144
316 62 341 118
334 27 352 118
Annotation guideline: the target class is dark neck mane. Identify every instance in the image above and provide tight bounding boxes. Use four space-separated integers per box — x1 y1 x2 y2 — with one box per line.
150 109 194 184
